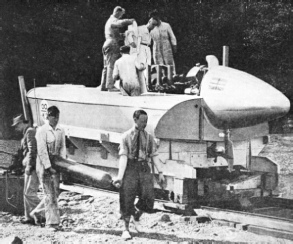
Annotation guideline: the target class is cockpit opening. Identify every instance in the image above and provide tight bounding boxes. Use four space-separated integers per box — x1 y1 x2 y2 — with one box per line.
146 64 206 95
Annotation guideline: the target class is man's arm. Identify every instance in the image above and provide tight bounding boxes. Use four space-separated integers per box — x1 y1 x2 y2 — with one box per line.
135 58 146 71
25 128 37 174
111 18 134 28
152 154 165 182
167 23 177 54
113 135 128 188
149 135 165 182
113 154 128 188
36 128 51 170
113 61 120 81
60 129 66 159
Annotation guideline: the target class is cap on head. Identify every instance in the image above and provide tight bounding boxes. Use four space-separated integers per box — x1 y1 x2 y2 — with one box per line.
113 6 125 15
47 106 60 117
12 114 24 127
120 45 130 54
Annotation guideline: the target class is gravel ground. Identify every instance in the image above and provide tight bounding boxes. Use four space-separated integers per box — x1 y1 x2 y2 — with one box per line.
1 191 292 244
0 135 293 243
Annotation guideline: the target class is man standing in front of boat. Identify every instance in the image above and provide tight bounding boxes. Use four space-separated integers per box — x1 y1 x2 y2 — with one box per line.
113 110 165 240
100 6 135 91
33 106 66 231
12 114 40 226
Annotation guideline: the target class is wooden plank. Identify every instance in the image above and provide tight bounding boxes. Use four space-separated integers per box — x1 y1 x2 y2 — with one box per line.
60 183 118 199
248 225 293 241
195 206 293 233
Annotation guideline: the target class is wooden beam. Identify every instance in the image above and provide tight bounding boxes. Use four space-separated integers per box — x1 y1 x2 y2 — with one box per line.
195 206 293 233
248 225 293 241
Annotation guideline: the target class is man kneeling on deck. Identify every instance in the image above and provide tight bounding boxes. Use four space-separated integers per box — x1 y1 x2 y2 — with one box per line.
113 110 165 240
113 45 145 96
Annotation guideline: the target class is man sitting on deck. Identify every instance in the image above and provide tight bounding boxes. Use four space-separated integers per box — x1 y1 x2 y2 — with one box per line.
113 45 145 96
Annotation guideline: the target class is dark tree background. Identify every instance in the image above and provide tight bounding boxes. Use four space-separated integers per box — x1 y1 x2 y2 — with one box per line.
1 0 293 137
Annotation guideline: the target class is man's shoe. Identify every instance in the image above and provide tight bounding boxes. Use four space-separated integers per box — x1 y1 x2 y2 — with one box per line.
46 224 61 231
20 218 35 225
29 212 40 226
133 219 144 233
121 230 132 240
133 209 143 221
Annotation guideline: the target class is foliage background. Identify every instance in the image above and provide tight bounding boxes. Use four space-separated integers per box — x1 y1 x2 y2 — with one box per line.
1 0 293 137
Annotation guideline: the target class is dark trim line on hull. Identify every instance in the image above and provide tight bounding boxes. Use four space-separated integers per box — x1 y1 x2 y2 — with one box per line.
29 97 168 111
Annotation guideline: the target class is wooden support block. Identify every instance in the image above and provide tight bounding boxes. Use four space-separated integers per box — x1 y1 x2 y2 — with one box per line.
236 223 248 230
174 178 197 204
213 220 231 227
229 222 236 228
180 216 211 224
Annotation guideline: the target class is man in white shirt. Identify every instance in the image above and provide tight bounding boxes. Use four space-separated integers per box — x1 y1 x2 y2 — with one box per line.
33 106 66 231
124 20 155 92
125 20 155 66
113 45 144 96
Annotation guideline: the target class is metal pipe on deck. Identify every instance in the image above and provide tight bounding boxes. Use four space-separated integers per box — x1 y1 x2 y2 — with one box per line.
223 46 229 67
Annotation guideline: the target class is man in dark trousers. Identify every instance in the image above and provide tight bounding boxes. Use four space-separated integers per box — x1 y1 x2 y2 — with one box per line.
12 114 39 225
113 110 165 240
100 6 134 91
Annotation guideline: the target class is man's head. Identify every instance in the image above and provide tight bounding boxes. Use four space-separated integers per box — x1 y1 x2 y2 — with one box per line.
12 114 28 132
113 6 125 19
133 110 148 131
120 45 130 54
149 9 161 26
146 19 155 31
47 106 60 128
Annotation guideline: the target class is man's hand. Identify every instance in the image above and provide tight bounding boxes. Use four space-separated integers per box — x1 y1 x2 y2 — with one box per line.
112 177 122 189
158 172 165 183
25 165 33 175
129 41 136 48
46 167 56 175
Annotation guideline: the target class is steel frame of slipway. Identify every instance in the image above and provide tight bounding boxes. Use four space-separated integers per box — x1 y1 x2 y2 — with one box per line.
60 183 293 241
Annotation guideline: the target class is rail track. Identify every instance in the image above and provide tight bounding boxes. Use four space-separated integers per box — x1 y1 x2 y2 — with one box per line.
60 182 293 241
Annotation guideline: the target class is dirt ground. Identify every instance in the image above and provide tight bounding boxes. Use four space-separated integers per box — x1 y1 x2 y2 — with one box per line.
1 134 293 244
1 191 292 244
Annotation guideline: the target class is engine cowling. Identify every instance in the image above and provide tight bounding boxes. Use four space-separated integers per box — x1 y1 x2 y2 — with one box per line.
200 64 290 130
